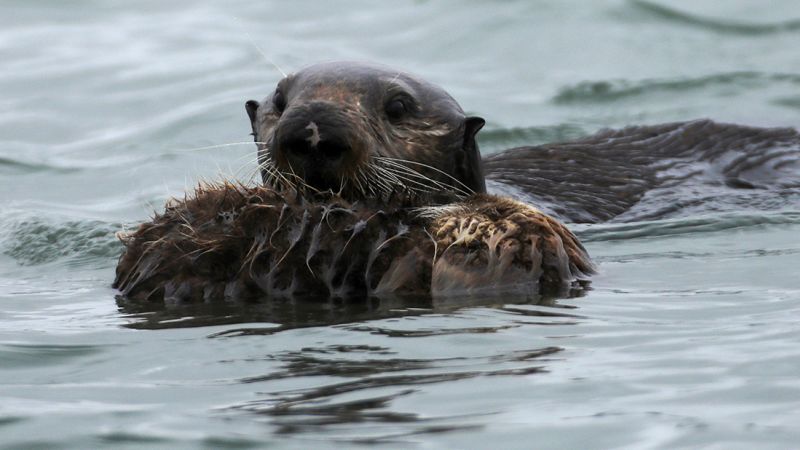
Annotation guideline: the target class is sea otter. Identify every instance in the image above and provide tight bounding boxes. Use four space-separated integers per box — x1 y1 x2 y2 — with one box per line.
115 61 596 302
115 61 800 304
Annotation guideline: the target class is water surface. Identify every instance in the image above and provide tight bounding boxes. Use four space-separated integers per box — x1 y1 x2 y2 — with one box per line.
2 1 800 448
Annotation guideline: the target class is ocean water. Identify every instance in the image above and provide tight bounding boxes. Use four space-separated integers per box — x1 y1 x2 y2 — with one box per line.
2 1 800 448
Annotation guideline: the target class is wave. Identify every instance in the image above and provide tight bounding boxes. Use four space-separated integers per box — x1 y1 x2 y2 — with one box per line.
629 0 800 35
575 211 800 242
0 211 122 266
480 123 588 153
0 155 80 174
0 342 105 369
553 72 800 104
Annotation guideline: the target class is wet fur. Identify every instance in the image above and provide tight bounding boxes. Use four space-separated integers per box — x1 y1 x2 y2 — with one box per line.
485 119 800 223
114 184 593 303
428 195 593 297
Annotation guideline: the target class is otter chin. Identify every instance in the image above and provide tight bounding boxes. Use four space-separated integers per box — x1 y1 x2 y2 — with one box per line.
114 61 597 303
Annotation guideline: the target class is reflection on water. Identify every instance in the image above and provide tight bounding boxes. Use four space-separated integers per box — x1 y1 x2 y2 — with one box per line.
230 343 562 440
115 290 586 442
115 285 588 442
118 290 584 332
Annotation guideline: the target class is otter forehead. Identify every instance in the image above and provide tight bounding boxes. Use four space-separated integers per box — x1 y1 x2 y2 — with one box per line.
277 61 464 118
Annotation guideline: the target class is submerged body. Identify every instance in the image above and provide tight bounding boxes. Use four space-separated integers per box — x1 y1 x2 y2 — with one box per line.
485 119 800 223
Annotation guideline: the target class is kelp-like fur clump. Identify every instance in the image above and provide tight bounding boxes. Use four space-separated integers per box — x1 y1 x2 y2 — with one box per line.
114 184 593 303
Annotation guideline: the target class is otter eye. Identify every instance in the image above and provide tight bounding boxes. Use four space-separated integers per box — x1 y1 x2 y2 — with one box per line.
273 90 287 113
385 98 408 121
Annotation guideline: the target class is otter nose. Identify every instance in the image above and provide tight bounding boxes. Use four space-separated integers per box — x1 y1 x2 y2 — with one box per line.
278 120 350 169
280 121 348 165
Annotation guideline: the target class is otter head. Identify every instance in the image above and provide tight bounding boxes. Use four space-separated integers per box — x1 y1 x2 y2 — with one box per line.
245 61 485 203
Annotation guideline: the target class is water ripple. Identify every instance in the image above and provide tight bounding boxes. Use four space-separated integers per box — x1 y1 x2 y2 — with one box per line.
575 211 800 242
229 344 561 439
0 342 104 369
0 156 79 174
629 0 800 35
0 211 122 266
554 72 800 104
480 123 588 152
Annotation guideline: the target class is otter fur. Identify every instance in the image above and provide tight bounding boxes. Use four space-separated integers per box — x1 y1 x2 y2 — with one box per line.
113 184 593 303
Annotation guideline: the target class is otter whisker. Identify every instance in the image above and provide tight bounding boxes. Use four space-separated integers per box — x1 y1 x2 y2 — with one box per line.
368 166 403 200
372 164 396 189
382 173 439 196
375 164 451 195
237 166 262 184
374 158 451 188
366 168 404 196
364 168 381 198
176 141 270 153
280 170 324 197
353 168 365 197
378 163 470 198
264 163 290 190
252 165 273 188
280 160 321 196
375 156 475 196
256 155 305 193
373 164 418 191
376 158 468 192
352 168 369 198
369 165 404 191
233 16 287 78
371 160 427 187
232 152 270 171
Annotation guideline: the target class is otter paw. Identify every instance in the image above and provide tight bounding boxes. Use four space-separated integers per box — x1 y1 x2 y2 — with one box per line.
428 194 594 296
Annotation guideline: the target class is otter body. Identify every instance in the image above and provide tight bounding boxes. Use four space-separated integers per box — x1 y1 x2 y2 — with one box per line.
485 119 800 223
115 61 800 304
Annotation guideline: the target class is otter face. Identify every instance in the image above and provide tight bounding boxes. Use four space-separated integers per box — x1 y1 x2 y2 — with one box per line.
245 61 485 203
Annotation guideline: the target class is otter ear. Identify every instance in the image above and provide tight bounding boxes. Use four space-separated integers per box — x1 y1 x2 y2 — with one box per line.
457 116 486 194
465 116 485 137
245 100 260 139
245 100 260 125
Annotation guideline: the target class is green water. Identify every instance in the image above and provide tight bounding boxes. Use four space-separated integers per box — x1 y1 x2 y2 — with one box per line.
2 1 800 448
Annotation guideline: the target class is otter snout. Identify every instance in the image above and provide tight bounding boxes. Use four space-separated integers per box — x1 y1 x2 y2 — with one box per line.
273 102 361 191
278 121 349 167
